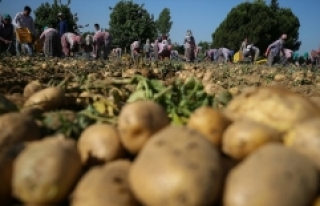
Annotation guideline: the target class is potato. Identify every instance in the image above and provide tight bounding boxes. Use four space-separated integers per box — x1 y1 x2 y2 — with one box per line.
223 143 318 206
78 123 123 167
12 135 82 204
24 87 65 111
71 160 139 206
129 126 223 206
0 144 25 205
118 100 170 154
224 87 320 133
284 118 320 170
0 93 18 114
24 80 43 98
313 197 320 206
222 120 281 159
0 112 40 151
187 106 232 147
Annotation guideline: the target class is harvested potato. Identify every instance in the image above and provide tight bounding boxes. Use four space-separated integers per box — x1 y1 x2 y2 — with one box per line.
224 87 320 132
222 120 281 159
118 100 170 154
284 118 320 170
71 160 139 206
0 93 18 114
187 106 232 147
78 123 123 167
12 135 82 204
0 112 41 151
313 197 320 206
24 87 65 111
223 143 318 206
0 144 25 205
24 80 43 98
129 126 223 206
42 110 77 131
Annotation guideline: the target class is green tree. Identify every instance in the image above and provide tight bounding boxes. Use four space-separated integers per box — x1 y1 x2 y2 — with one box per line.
253 0 266 5
155 8 173 35
211 1 301 53
109 0 156 50
33 0 77 35
270 0 279 11
198 41 211 51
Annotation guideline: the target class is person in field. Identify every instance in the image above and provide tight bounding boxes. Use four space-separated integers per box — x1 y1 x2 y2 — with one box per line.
265 34 287 66
309 49 320 65
158 37 172 60
205 49 218 61
92 24 112 60
144 39 151 61
61 32 83 57
170 50 179 60
112 47 122 59
282 48 293 64
240 38 260 62
131 40 141 60
0 14 14 54
184 29 196 62
218 47 234 63
84 33 93 53
57 12 68 37
12 6 36 56
39 23 61 57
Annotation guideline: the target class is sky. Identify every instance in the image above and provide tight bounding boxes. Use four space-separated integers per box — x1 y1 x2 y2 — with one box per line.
1 0 319 52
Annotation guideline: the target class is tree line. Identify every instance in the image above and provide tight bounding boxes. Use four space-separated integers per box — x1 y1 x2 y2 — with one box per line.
31 0 300 52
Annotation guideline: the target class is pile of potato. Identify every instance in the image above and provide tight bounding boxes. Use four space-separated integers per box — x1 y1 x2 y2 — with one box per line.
2 85 320 206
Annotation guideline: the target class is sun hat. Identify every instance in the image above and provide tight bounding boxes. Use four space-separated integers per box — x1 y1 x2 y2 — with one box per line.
57 12 63 16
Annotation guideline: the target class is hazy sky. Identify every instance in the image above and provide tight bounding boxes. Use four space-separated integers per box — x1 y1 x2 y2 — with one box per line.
1 0 319 52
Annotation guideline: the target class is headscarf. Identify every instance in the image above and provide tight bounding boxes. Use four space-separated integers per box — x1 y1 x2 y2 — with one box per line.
186 29 192 36
3 14 11 20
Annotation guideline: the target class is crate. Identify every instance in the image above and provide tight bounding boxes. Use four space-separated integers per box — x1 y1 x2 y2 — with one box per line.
15 28 32 43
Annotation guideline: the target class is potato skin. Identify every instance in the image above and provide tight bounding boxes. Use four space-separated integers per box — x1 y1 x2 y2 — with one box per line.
187 106 232 147
71 160 140 206
78 123 123 167
224 87 320 133
223 143 318 206
284 118 320 170
222 120 281 159
129 126 223 206
24 87 65 111
118 100 170 155
12 136 82 204
23 80 43 98
0 112 41 151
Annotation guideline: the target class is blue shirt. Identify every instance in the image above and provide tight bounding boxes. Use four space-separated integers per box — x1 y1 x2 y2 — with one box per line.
58 20 68 36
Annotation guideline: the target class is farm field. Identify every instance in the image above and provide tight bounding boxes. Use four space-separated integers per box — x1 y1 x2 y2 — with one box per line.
1 55 320 206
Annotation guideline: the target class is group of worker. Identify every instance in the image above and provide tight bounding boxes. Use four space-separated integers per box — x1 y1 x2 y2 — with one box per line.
204 34 319 66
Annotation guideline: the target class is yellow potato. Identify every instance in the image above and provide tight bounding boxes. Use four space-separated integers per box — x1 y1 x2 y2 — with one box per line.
71 160 139 206
12 135 82 204
224 87 320 133
284 118 320 170
223 143 318 206
78 123 124 167
23 80 43 98
222 120 281 159
24 87 65 111
0 112 40 151
187 106 232 147
129 126 223 206
118 100 170 155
